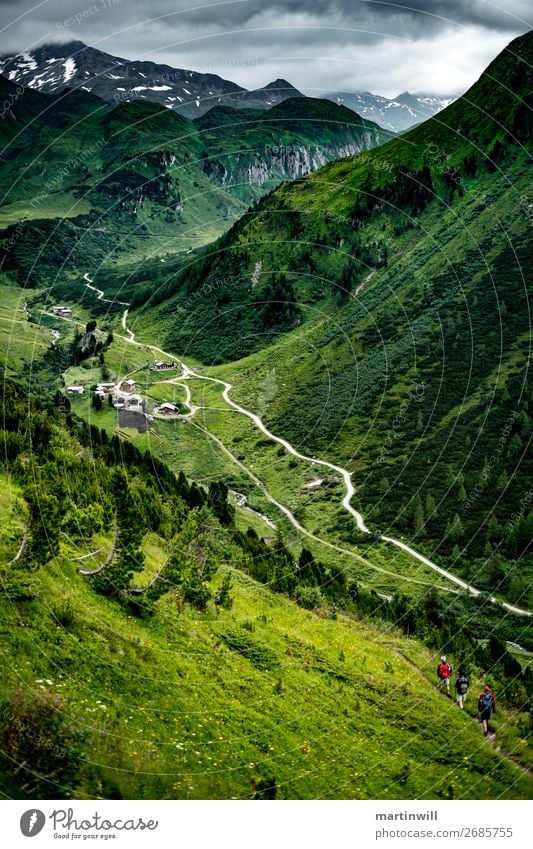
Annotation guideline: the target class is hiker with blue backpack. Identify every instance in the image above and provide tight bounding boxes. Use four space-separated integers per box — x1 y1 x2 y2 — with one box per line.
478 685 496 736
455 671 469 709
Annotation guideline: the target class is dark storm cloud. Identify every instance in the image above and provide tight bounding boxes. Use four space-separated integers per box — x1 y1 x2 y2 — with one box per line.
0 1 530 96
176 0 531 33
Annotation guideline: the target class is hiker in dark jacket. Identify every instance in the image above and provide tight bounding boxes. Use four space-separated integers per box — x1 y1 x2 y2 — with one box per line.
437 655 452 696
478 685 496 735
455 672 469 709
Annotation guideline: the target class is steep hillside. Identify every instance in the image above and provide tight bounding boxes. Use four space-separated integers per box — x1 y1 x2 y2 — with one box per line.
0 380 531 800
127 31 533 608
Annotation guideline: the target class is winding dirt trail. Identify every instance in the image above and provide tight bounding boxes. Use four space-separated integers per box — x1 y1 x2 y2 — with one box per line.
190 419 448 590
155 376 199 420
106 300 531 618
83 273 129 307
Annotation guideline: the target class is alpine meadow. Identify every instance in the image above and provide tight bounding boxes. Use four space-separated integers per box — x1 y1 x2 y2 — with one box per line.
0 13 532 805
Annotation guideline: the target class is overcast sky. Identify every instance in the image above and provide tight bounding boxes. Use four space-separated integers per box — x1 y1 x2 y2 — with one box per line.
0 1 531 96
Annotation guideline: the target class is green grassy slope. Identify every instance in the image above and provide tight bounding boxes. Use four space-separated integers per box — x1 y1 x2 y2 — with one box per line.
2 538 531 801
0 281 53 374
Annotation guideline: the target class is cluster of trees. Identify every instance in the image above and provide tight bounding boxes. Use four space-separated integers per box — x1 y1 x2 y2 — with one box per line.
0 381 224 613
254 275 300 330
98 152 177 210
347 165 434 225
335 238 388 304
1 215 118 288
233 529 352 610
369 372 533 606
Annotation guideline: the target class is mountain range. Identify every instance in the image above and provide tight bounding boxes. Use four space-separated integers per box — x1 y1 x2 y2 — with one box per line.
0 40 304 119
0 40 452 131
325 90 455 133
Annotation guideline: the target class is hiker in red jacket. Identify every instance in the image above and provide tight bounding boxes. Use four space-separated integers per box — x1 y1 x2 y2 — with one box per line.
437 655 452 696
478 685 496 736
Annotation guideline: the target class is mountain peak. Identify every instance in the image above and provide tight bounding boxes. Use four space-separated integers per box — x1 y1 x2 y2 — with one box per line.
324 88 455 132
47 39 87 50
394 91 418 105
257 78 302 95
263 78 298 89
14 40 88 58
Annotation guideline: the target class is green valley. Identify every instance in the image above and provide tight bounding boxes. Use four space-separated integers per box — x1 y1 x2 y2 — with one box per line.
0 77 388 285
126 31 533 614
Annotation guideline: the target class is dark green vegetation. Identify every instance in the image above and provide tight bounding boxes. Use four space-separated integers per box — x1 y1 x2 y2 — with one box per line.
0 81 243 282
131 32 533 610
0 380 532 799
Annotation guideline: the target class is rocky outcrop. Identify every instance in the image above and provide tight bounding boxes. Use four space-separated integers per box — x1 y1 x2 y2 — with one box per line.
77 330 97 356
201 137 380 196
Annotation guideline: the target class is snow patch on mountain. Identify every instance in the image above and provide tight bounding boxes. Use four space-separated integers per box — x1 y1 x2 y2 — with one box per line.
63 57 76 84
20 52 37 71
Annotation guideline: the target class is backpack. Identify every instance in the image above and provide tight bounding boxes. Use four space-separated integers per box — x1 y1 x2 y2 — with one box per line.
480 692 492 711
457 676 468 694
438 663 450 679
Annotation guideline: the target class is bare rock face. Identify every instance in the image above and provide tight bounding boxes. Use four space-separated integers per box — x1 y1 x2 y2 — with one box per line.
77 331 97 356
202 139 379 197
